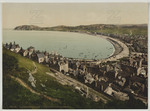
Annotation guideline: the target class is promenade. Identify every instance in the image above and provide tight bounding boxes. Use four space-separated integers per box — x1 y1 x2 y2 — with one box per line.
92 35 129 64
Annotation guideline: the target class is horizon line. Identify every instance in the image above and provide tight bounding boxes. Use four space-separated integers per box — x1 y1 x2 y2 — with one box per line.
3 23 148 29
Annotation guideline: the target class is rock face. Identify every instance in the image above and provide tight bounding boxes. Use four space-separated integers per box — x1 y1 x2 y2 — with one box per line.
14 25 41 30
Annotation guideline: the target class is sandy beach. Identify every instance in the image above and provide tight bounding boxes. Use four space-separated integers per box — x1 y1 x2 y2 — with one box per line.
68 32 129 64
96 35 129 63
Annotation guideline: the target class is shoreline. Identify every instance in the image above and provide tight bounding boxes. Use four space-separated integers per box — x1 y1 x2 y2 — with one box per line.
5 29 129 63
97 35 129 63
65 32 129 64
106 38 123 57
75 31 129 63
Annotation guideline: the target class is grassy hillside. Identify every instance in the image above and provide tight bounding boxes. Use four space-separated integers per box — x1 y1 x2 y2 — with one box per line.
3 48 106 109
3 48 147 109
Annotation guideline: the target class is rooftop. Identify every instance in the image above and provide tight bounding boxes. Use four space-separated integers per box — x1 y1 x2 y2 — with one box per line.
37 53 45 58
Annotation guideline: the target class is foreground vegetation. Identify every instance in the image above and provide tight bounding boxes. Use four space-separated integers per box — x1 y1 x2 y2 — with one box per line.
3 48 147 109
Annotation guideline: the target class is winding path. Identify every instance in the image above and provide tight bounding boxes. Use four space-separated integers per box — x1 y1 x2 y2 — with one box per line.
9 75 60 103
10 62 60 102
31 62 37 74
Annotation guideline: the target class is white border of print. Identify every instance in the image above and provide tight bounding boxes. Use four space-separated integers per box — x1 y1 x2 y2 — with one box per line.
0 0 149 3
0 1 149 111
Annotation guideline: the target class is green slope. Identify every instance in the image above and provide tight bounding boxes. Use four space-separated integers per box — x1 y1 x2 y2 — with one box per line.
3 48 106 109
3 48 147 109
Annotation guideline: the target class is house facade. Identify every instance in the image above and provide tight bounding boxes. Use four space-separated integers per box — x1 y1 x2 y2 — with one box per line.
58 61 69 74
37 53 45 63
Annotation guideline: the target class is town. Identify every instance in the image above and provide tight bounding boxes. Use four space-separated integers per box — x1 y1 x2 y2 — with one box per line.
3 33 148 104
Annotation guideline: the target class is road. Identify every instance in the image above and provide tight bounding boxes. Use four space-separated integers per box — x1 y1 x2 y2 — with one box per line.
46 68 111 103
90 35 129 64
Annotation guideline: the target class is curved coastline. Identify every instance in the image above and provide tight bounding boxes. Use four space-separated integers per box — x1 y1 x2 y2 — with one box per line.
73 32 129 63
7 29 129 63
65 32 129 64
96 35 129 63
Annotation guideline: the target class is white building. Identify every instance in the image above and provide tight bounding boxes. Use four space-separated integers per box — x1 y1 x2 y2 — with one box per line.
59 61 69 73
104 84 129 101
22 50 28 56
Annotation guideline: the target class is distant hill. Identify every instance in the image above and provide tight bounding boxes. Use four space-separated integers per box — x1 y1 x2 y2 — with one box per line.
14 25 41 30
14 24 148 35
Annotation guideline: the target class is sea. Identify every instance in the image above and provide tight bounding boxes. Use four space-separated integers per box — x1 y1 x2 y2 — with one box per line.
3 29 115 60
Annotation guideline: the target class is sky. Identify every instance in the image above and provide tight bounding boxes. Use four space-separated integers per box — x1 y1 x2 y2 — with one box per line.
2 3 148 29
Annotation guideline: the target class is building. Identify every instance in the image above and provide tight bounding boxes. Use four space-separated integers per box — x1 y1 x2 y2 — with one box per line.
20 49 28 57
104 83 129 101
27 46 35 58
58 61 69 74
4 43 11 49
96 80 109 91
36 53 45 63
28 46 35 52
9 42 21 53
44 51 49 63
84 73 95 84
14 44 21 53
